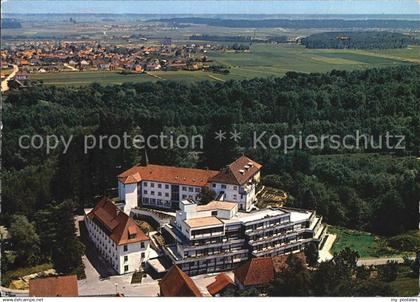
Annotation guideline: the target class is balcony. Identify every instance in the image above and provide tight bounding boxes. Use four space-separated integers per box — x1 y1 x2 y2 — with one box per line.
248 230 300 246
251 238 313 257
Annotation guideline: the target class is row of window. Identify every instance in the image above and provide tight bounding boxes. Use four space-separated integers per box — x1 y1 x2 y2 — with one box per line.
182 186 200 193
212 183 238 190
143 190 170 197
142 181 202 193
143 182 170 189
142 198 171 207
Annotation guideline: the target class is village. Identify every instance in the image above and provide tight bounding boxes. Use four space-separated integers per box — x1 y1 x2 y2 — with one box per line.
0 39 246 82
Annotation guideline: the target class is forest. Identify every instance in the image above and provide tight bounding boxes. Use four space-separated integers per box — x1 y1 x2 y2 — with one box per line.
1 65 419 278
190 34 288 44
158 17 420 29
301 31 417 49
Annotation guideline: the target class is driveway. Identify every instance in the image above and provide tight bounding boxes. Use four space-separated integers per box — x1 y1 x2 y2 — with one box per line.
78 254 160 296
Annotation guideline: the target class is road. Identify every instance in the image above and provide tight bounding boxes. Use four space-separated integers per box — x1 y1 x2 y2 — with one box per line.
1 64 18 92
357 256 411 266
63 63 78 71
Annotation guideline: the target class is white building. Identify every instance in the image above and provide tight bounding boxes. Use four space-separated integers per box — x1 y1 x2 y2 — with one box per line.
117 156 262 213
85 198 150 275
208 156 261 212
162 200 326 276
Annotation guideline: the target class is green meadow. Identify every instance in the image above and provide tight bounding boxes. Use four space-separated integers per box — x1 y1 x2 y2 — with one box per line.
30 44 419 86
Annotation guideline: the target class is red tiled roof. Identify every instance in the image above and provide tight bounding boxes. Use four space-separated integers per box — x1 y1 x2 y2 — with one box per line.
87 197 149 245
159 265 202 297
234 257 274 287
272 252 307 273
207 273 234 296
118 164 218 186
29 275 78 297
210 155 262 186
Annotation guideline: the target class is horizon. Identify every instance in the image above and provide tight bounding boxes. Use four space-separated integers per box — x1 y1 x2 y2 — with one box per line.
2 0 420 15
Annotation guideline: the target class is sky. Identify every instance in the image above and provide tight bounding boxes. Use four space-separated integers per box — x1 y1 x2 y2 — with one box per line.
2 0 420 15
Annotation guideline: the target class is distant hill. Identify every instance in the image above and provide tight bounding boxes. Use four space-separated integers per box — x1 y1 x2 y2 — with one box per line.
155 18 420 29
1 18 22 29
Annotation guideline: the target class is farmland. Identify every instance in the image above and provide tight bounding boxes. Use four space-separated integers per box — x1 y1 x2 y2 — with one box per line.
29 43 419 86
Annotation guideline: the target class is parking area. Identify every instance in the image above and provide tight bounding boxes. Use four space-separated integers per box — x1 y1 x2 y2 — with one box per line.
78 254 160 296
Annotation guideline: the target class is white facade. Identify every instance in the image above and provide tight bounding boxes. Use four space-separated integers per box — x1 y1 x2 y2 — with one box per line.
119 183 138 214
84 214 150 275
119 180 203 211
210 171 260 212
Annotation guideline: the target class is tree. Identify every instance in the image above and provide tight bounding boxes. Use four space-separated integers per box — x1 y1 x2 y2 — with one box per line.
378 260 399 282
334 247 359 272
35 201 85 277
268 254 312 296
304 241 319 267
8 215 41 266
198 187 216 204
356 265 371 280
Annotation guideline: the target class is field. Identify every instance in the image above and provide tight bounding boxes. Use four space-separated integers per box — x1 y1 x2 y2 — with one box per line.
329 226 401 259
29 44 419 86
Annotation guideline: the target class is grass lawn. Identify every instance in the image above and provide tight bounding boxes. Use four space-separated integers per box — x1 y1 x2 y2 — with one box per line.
29 44 417 86
329 226 399 259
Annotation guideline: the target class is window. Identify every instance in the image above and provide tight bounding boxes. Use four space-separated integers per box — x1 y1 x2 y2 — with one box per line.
124 265 129 272
233 194 237 200
233 186 238 190
143 190 147 194
221 184 226 189
211 210 217 216
165 192 169 197
182 194 187 199
158 184 162 188
165 184 169 189
212 183 216 188
188 187 193 192
143 182 148 187
123 245 128 252
151 183 154 188
141 242 145 248
151 191 155 195
182 186 187 191
195 188 200 192
124 256 128 262
158 192 162 196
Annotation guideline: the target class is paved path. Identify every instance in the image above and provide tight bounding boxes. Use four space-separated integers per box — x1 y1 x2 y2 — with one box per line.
1 64 18 92
318 233 336 262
